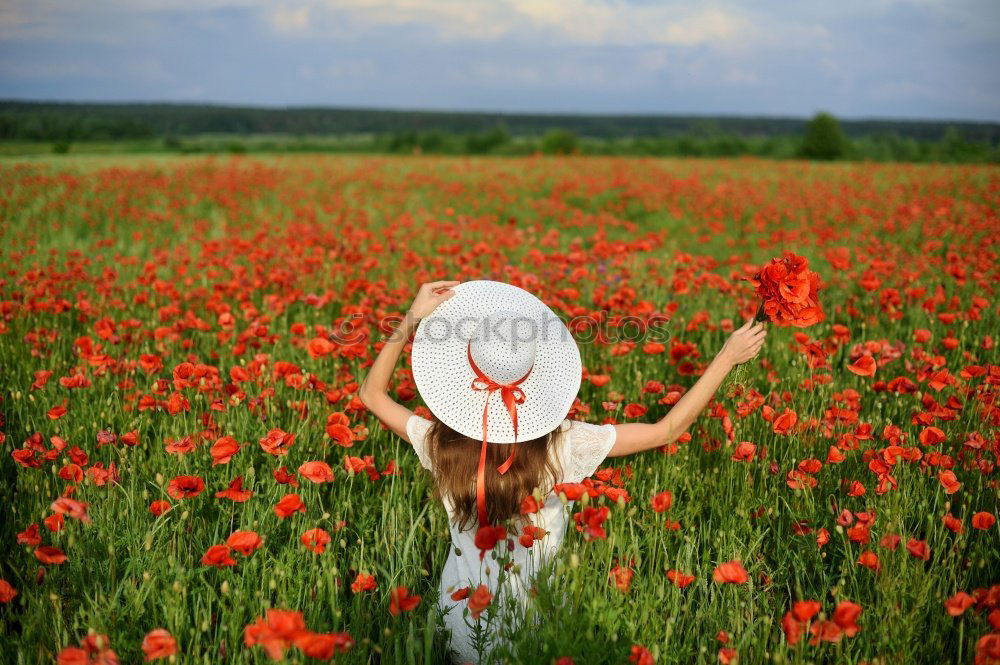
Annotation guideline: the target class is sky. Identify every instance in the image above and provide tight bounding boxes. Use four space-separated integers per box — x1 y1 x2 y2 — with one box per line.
1 0 998 122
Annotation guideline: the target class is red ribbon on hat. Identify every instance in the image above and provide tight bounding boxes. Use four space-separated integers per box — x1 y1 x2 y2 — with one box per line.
467 342 532 528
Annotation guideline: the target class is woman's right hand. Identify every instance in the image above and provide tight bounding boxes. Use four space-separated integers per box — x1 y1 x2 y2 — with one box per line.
406 281 459 321
719 317 767 367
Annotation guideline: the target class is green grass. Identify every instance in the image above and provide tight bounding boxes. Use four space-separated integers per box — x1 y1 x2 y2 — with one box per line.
0 155 997 664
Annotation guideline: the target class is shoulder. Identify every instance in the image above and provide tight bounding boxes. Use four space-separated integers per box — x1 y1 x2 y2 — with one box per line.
406 414 434 442
554 419 616 484
563 419 617 445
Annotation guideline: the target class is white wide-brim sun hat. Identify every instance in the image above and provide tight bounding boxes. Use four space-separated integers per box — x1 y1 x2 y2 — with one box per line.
410 280 582 444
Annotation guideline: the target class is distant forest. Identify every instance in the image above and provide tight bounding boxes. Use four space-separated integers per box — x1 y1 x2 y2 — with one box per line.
1 100 998 162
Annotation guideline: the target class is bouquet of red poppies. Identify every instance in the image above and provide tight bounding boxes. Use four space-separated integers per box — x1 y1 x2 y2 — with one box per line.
748 253 824 328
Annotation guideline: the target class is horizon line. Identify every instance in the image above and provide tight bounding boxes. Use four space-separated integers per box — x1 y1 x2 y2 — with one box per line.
2 97 997 127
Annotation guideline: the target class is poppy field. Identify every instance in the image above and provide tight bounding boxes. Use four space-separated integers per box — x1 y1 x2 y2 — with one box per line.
1 154 998 665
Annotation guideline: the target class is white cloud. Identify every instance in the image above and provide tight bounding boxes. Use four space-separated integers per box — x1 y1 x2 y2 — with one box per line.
270 5 311 32
319 0 755 47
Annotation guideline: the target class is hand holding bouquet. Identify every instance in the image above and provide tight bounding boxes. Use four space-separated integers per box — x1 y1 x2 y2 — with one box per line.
727 253 824 392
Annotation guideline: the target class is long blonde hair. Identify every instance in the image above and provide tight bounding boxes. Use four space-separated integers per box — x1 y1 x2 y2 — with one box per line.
424 419 562 531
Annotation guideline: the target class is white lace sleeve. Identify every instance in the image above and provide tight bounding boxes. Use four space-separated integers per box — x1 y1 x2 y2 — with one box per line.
559 420 617 484
405 415 435 471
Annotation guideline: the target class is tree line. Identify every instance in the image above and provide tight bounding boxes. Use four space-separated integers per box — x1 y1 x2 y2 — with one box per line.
0 101 997 162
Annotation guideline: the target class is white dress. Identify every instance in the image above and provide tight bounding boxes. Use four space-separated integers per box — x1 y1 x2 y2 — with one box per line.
405 415 618 665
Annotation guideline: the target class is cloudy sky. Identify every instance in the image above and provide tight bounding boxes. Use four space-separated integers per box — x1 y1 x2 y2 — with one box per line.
1 0 998 121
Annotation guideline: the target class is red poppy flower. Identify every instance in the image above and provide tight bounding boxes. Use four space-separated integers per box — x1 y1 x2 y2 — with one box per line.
518 524 547 548
201 544 236 567
905 538 930 561
971 512 996 530
307 337 335 358
227 530 263 556
17 523 41 546
520 495 541 514
351 573 377 593
274 494 306 518
215 476 253 502
942 513 964 534
666 569 695 588
141 629 177 661
731 442 756 462
167 475 204 499
712 560 748 585
259 429 295 456
244 609 308 660
34 545 67 565
650 490 673 513
44 513 64 532
389 586 421 616
210 436 240 465
47 404 68 420
0 579 17 603
846 355 876 377
850 550 879 575
298 461 334 483
326 413 355 447
610 563 634 593
772 408 798 435
301 528 331 553
474 525 507 560
148 500 172 517
629 645 654 665
573 506 610 542
623 403 648 419
832 601 862 637
467 584 493 620
293 632 354 659
51 497 90 522
273 466 299 487
938 470 961 494
944 591 976 616
919 427 946 447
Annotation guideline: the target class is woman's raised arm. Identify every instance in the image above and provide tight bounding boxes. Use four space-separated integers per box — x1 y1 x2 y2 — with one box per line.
607 318 767 457
358 281 458 441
